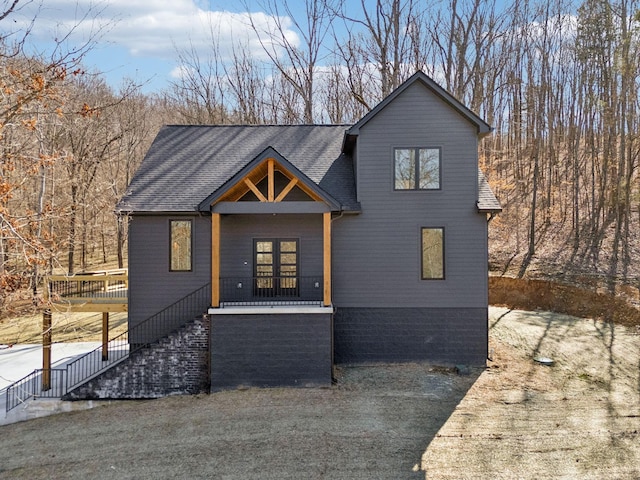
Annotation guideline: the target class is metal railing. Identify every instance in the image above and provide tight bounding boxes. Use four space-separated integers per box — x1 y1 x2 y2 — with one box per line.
65 283 211 392
220 276 323 306
5 283 211 413
5 369 66 412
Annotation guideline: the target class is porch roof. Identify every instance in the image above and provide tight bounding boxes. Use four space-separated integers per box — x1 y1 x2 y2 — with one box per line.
477 170 502 213
117 124 359 214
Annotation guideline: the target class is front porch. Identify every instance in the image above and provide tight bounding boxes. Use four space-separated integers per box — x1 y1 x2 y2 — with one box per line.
199 150 337 389
209 211 333 310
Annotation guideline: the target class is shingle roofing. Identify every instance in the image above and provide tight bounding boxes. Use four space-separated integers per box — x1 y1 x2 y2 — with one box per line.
118 72 502 216
477 170 502 213
116 124 358 213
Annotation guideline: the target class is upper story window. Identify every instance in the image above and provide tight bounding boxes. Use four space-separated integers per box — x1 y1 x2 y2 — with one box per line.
170 219 192 272
394 147 441 190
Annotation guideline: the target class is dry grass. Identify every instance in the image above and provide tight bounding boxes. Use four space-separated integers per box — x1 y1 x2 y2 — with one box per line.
490 276 640 327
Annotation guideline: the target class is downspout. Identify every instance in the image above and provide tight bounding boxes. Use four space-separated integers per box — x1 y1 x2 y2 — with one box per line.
485 210 499 361
329 210 346 383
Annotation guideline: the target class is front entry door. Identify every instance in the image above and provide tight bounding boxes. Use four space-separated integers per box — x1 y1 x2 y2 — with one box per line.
254 239 299 298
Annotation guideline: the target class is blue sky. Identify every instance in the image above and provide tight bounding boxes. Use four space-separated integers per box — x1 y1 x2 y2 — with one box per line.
7 0 338 94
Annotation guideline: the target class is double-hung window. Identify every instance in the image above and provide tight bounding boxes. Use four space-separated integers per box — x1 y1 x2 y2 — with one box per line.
421 227 444 280
394 147 441 190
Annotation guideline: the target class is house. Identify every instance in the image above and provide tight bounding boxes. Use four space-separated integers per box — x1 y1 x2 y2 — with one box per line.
114 71 501 393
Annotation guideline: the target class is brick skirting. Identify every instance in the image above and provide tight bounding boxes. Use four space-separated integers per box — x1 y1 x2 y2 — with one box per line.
63 315 210 400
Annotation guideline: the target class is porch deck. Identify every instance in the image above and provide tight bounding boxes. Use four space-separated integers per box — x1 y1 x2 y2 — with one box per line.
45 270 128 313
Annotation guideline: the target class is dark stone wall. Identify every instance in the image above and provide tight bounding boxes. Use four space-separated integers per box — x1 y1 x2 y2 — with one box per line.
64 316 210 400
210 313 332 390
333 307 487 365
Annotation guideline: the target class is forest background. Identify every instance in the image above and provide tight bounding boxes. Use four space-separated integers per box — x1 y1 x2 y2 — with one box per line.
1 0 639 318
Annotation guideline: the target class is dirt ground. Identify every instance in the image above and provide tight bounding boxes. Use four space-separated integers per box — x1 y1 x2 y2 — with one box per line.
1 307 639 479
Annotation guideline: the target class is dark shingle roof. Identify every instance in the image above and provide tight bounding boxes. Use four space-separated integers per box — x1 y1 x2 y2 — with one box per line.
117 125 357 213
477 170 502 213
118 74 501 216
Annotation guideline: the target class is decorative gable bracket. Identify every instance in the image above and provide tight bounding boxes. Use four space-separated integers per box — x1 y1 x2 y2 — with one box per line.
197 146 341 213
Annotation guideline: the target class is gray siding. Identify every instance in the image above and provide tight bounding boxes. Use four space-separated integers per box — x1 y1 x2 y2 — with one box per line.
128 214 211 328
210 313 332 388
334 307 487 365
219 214 323 279
333 81 489 309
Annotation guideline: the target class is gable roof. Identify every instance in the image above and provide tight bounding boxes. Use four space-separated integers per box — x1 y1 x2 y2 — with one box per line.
118 72 500 216
198 146 341 210
117 125 358 214
344 71 491 148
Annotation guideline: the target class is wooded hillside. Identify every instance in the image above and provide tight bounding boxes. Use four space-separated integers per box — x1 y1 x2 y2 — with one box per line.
1 0 639 316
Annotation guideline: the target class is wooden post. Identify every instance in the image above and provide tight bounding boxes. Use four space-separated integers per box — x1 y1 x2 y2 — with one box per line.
268 158 275 201
102 312 109 361
323 212 331 306
42 309 52 391
211 213 221 308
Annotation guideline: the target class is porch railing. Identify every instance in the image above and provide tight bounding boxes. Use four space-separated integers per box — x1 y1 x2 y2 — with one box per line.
46 271 128 300
220 276 323 306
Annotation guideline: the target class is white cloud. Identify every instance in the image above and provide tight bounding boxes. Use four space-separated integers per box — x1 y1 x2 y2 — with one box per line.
11 0 299 62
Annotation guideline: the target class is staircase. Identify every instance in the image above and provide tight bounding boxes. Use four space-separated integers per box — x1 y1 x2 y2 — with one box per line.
4 284 211 414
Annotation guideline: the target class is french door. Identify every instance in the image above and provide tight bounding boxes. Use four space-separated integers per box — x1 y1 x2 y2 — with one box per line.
254 239 299 298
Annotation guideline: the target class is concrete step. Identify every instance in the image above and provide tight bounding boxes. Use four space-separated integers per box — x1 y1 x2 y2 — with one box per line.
1 396 114 426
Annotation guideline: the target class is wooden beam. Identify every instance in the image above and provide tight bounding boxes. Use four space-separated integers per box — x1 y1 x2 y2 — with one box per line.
50 302 128 313
268 158 275 202
323 212 331 306
102 312 109 361
275 178 298 202
46 274 128 283
42 309 52 391
244 178 267 202
274 163 324 202
211 213 221 308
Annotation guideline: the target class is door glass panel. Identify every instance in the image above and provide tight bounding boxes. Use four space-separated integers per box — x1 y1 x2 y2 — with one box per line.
256 253 273 265
280 265 297 275
280 241 297 252
254 239 298 297
280 277 297 289
280 253 297 264
256 241 272 253
256 265 273 276
256 277 273 289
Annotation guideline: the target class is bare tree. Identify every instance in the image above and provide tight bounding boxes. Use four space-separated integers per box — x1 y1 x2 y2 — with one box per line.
0 0 108 310
246 0 339 123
